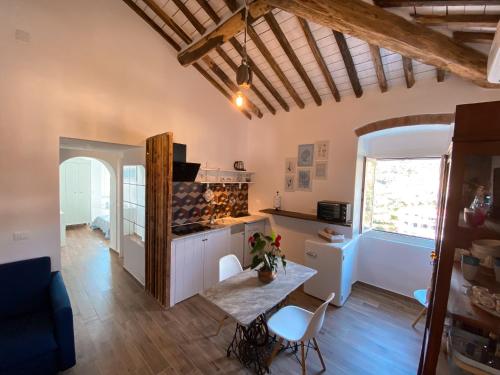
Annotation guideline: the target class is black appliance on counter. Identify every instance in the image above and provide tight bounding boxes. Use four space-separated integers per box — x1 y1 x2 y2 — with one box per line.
173 143 200 182
317 201 352 224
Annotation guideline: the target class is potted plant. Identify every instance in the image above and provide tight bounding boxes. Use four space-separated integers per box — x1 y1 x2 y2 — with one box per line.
249 232 286 283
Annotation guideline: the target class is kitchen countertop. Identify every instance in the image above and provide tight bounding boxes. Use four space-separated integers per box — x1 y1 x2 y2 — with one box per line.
171 214 267 240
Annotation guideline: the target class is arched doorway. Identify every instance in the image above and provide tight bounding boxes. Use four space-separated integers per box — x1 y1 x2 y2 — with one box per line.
59 157 118 251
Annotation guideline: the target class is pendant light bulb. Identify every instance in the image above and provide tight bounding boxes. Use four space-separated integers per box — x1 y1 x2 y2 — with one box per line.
235 92 244 108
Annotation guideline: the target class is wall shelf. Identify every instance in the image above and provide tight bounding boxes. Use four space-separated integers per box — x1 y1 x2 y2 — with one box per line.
196 167 255 185
260 208 352 227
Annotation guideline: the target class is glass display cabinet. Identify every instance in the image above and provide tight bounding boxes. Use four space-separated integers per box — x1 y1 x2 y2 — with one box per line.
419 101 500 375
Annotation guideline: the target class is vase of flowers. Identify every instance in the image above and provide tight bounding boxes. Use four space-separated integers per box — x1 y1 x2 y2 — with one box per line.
248 232 286 283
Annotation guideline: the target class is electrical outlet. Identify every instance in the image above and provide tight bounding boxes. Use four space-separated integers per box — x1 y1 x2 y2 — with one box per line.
13 231 29 241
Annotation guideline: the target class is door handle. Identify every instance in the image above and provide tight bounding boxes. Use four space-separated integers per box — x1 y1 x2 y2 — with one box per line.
306 251 317 258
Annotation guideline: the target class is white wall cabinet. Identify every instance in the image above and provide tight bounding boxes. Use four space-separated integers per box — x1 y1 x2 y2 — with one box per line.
170 228 230 306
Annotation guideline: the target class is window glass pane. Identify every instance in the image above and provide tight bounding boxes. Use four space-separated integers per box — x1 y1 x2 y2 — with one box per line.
363 158 441 239
137 206 145 228
123 164 145 243
137 166 145 186
129 184 137 205
137 185 145 207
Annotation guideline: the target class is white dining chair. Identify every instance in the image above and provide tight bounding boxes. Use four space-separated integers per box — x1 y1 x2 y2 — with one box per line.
215 254 243 335
267 292 335 375
412 289 429 328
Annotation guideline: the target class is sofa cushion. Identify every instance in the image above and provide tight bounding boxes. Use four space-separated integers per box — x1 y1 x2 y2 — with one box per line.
0 310 58 370
0 257 51 318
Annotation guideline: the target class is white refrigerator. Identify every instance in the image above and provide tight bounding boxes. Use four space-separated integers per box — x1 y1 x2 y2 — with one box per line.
304 238 357 307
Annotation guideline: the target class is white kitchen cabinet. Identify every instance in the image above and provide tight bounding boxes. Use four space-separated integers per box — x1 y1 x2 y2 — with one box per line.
170 228 230 306
230 228 245 266
243 221 266 268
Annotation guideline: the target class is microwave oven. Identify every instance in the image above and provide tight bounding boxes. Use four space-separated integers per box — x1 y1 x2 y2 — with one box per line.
317 201 352 224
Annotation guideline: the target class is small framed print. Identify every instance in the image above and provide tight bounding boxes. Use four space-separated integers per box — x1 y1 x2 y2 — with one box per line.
315 141 329 161
298 144 314 167
285 158 297 174
297 169 312 191
284 175 295 192
314 161 328 180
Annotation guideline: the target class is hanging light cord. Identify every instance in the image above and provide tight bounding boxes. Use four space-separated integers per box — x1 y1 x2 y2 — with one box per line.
243 0 249 64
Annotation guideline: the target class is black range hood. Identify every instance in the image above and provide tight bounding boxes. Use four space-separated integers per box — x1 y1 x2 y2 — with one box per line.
173 143 200 182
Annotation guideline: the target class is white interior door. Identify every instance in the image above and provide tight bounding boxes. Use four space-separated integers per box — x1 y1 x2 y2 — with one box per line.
60 158 91 226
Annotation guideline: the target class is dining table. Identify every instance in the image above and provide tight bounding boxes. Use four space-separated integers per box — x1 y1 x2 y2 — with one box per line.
200 261 317 374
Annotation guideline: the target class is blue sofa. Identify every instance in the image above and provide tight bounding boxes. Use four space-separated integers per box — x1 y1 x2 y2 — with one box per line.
0 257 76 374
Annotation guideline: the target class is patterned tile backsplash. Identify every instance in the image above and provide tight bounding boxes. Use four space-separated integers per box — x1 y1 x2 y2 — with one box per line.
172 182 249 226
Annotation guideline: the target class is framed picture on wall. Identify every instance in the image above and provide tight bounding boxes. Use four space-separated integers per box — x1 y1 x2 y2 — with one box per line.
297 169 312 191
314 161 328 180
315 141 329 161
285 158 297 174
298 144 314 167
285 175 295 192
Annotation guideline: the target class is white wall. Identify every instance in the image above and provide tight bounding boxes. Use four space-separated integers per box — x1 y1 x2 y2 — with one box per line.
0 0 248 270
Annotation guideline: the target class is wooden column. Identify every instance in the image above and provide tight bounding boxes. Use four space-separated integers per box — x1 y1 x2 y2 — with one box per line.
145 132 173 307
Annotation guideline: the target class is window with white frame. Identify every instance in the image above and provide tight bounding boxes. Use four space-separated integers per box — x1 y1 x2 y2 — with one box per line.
362 158 441 239
123 165 145 242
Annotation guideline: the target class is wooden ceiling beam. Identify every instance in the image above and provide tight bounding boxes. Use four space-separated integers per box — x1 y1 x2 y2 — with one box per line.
298 17 340 102
266 0 496 87
137 0 261 118
173 0 276 114
454 31 495 44
369 45 388 93
333 31 363 98
437 68 446 82
412 14 500 27
375 0 500 6
177 0 271 66
264 13 322 106
402 56 415 88
195 0 221 26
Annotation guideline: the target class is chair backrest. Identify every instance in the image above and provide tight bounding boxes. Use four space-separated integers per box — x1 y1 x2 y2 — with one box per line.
301 292 335 341
219 254 243 282
0 257 52 318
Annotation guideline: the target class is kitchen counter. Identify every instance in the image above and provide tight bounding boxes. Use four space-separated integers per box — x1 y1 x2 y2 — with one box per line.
171 215 267 240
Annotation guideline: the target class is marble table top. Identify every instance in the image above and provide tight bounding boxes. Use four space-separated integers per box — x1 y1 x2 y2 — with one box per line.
200 261 317 326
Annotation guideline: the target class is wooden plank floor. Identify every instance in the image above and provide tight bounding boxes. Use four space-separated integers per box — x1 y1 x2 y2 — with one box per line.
61 226 424 375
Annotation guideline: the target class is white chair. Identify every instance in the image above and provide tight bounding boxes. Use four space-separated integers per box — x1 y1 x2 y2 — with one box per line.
267 293 335 375
215 255 243 335
412 289 429 328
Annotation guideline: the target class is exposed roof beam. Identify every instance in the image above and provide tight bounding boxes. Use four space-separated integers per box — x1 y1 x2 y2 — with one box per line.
246 26 305 108
298 17 340 102
333 31 363 98
453 31 495 44
437 68 446 82
369 45 388 93
264 13 322 106
266 0 496 87
177 0 271 66
195 0 221 25
412 14 500 27
173 0 276 114
140 0 262 118
122 0 251 119
375 0 500 6
402 56 415 88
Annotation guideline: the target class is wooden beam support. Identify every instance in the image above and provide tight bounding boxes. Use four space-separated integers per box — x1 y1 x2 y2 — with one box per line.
454 31 495 44
298 17 340 102
402 56 415 88
173 0 276 114
375 0 500 6
437 68 446 82
246 26 305 108
125 0 253 119
369 44 388 93
264 13 322 106
413 14 500 27
203 55 263 118
177 0 271 66
195 0 222 25
266 0 495 87
142 0 191 44
333 31 363 98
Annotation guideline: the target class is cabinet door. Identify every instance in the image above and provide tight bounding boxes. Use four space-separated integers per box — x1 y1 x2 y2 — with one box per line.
230 232 245 266
244 221 266 268
173 235 204 304
203 229 230 290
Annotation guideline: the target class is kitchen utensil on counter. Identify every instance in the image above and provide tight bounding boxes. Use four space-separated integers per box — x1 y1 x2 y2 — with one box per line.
233 161 245 171
471 239 500 268
462 255 480 281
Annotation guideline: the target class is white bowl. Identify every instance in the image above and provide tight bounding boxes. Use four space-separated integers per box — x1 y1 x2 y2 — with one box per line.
471 240 500 268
